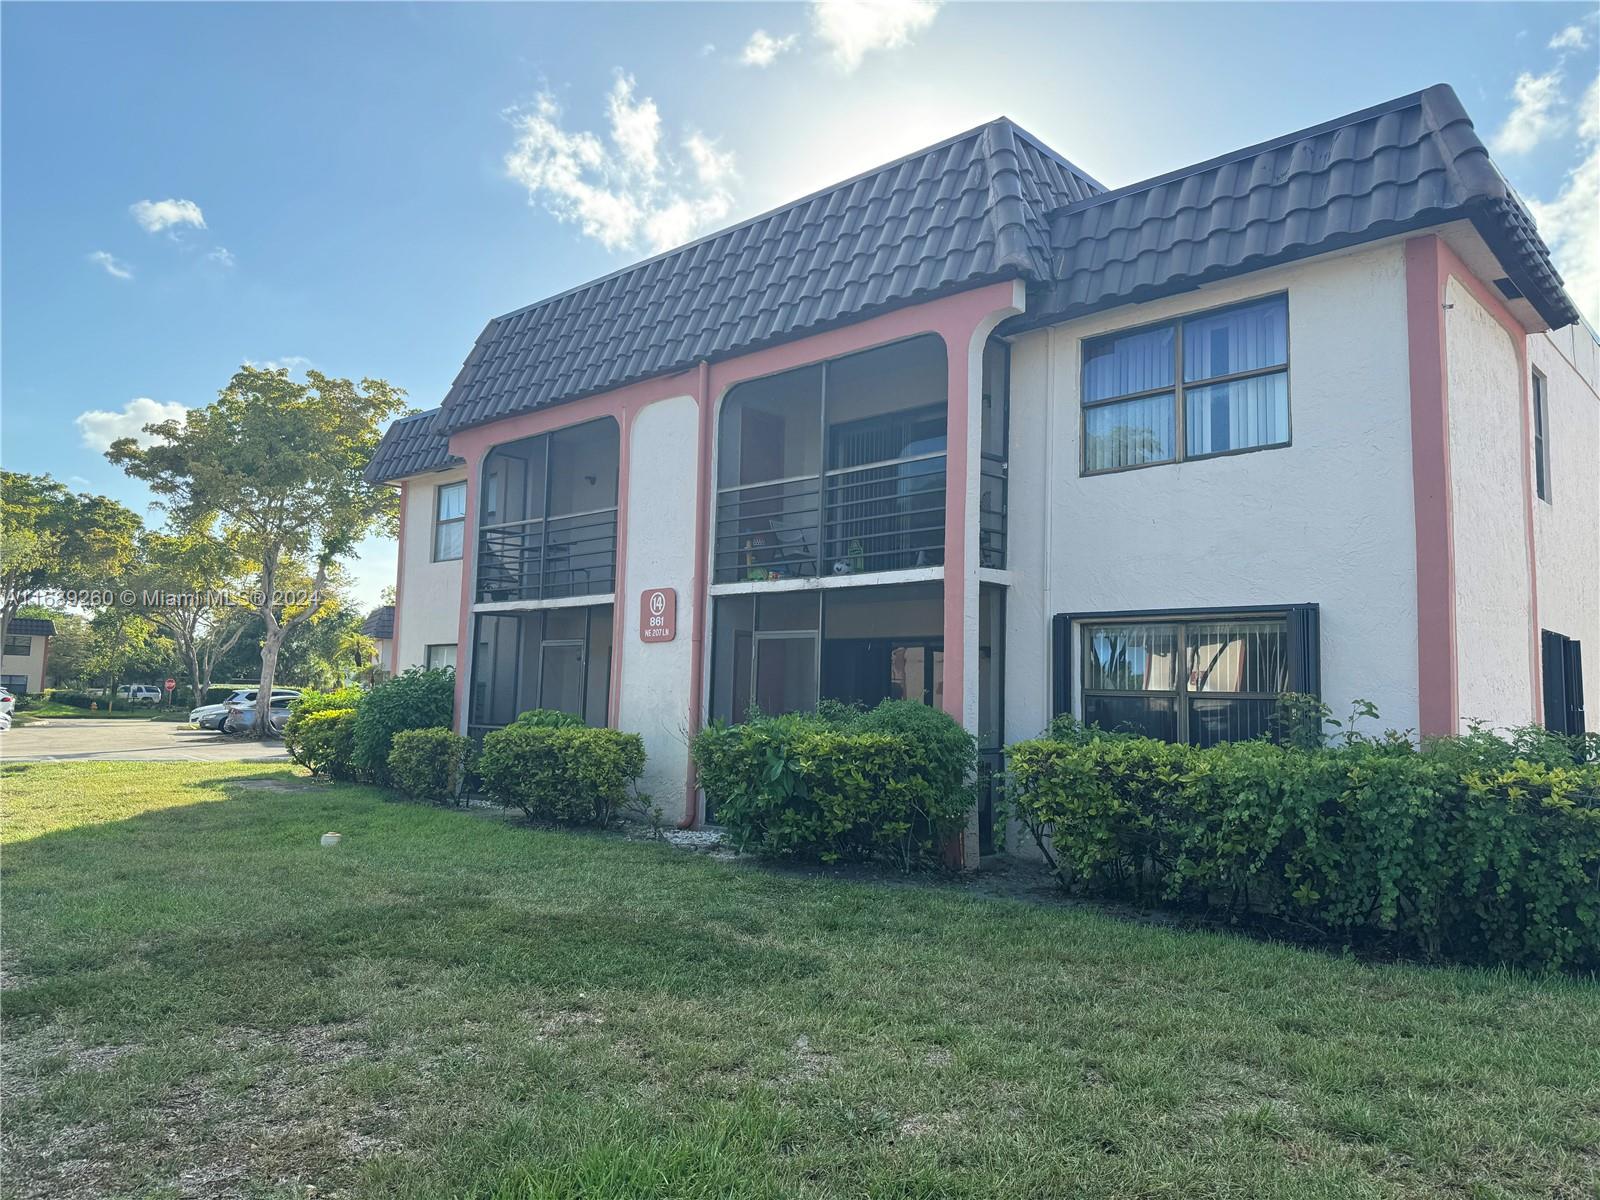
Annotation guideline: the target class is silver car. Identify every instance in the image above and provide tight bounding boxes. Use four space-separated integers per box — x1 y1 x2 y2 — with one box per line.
191 688 300 731
222 692 296 736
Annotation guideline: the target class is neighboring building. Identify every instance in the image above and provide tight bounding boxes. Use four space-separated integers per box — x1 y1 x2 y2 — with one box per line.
360 605 397 679
1 617 55 695
366 85 1598 858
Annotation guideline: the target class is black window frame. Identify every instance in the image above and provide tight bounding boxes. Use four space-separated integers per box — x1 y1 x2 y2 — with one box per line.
1532 369 1551 503
1080 292 1292 476
432 480 467 562
1541 629 1586 736
1051 603 1320 746
425 643 457 672
2 635 32 657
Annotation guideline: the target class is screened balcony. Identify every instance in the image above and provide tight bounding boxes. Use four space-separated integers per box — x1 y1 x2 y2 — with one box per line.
714 336 952 583
712 334 1011 583
476 418 619 603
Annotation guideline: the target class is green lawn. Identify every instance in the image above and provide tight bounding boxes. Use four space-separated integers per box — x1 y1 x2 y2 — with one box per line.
12 701 189 724
3 762 1597 1200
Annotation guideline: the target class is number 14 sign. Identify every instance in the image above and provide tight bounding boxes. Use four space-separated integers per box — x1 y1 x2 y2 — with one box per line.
639 588 677 643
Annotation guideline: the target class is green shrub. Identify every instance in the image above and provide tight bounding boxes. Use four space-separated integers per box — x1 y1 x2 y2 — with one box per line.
512 707 585 729
351 669 455 785
287 708 359 780
691 700 974 869
478 725 646 826
48 691 97 709
1006 723 1600 971
387 727 475 804
284 686 364 770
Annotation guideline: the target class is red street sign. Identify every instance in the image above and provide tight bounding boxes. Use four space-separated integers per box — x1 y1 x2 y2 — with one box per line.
639 588 677 643
164 678 176 691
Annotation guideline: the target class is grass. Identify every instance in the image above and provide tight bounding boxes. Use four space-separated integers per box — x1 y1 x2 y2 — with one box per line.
3 761 1597 1200
12 701 189 724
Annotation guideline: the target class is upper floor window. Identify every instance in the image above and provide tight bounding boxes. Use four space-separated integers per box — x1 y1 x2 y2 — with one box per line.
1082 294 1289 474
3 635 32 657
433 481 467 561
714 334 948 583
1532 369 1551 503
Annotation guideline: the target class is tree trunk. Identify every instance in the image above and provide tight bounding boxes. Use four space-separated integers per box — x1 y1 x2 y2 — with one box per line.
254 621 282 739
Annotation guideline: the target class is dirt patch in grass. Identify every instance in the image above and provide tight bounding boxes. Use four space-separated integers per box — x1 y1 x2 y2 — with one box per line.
4 1021 398 1200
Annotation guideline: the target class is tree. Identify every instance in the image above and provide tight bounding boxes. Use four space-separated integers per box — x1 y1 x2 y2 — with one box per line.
336 627 379 685
133 531 256 710
107 366 405 736
0 472 142 629
82 609 162 711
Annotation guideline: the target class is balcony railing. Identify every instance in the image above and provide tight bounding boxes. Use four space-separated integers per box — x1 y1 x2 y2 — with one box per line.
476 507 618 603
979 457 1007 569
714 455 946 583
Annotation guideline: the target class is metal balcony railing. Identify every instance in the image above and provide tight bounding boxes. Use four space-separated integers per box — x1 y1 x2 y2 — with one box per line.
713 455 947 583
476 507 618 602
979 457 1008 569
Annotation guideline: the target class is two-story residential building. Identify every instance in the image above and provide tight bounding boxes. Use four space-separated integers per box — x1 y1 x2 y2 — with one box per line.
1 617 56 695
366 85 1598 858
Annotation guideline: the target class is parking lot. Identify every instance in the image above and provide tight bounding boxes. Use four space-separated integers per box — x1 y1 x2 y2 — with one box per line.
0 719 291 763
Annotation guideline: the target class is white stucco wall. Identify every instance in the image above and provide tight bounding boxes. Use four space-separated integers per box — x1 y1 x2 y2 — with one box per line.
617 394 701 822
0 632 49 693
1530 322 1600 731
394 468 467 673
1445 277 1537 729
1004 242 1421 743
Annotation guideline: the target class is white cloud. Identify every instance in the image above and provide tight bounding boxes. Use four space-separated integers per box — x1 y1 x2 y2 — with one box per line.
87 250 133 280
741 30 798 67
130 198 207 234
75 397 187 452
504 73 737 254
1527 74 1600 325
1492 69 1568 154
1549 24 1588 51
810 0 941 71
207 246 236 267
246 355 313 374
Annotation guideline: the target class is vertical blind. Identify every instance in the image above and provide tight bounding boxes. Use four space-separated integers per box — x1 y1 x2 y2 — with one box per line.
1082 294 1289 472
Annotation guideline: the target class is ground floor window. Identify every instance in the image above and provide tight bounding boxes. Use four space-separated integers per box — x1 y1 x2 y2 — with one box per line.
1055 605 1319 747
425 643 458 672
2 674 29 694
469 605 612 732
710 582 943 723
1542 630 1586 735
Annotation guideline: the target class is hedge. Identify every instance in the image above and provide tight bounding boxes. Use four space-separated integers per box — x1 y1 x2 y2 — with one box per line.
691 700 974 868
1006 713 1600 971
477 724 646 826
351 669 455 785
286 709 359 780
387 727 475 804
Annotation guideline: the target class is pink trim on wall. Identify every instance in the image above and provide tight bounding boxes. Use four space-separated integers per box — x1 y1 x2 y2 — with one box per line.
681 359 713 827
1404 234 1543 735
392 481 409 671
1405 236 1458 737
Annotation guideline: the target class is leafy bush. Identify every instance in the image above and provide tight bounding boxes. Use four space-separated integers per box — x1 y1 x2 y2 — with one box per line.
691 700 974 869
478 725 646 826
283 686 364 770
1006 721 1600 971
387 727 475 804
287 709 359 780
512 707 585 729
48 691 97 709
351 669 455 785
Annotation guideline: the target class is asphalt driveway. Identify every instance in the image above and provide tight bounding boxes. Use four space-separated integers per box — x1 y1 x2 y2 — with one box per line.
0 719 291 763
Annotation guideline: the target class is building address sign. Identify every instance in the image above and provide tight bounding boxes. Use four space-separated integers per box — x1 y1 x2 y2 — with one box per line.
639 587 677 643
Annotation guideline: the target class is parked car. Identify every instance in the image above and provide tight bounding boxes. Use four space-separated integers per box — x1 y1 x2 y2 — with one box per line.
190 688 301 731
0 689 15 717
222 693 296 736
115 684 165 706
0 710 11 733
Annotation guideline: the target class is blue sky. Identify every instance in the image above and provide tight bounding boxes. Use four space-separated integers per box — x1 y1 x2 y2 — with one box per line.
4 1 1596 612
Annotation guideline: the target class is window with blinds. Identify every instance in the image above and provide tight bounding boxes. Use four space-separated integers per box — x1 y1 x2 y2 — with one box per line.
1081 294 1290 474
1072 607 1318 746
